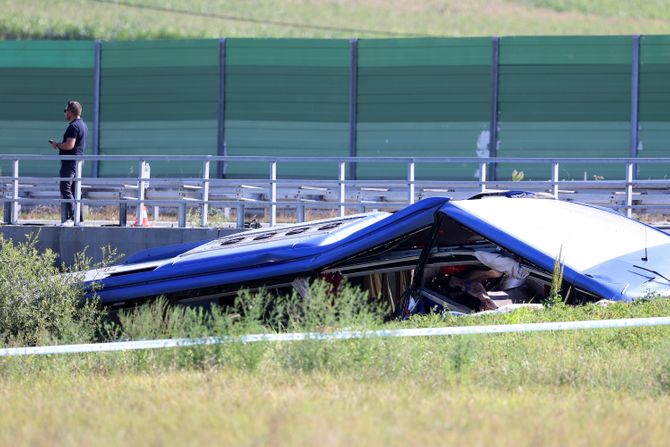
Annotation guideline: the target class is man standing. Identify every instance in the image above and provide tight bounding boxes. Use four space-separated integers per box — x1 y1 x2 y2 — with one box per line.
50 100 87 225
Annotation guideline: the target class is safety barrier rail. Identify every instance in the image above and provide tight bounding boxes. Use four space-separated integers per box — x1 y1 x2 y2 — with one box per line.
2 155 670 228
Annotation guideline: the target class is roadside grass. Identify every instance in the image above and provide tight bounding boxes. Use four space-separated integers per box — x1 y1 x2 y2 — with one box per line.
0 236 669 444
2 287 670 397
1 233 670 427
7 323 668 396
0 229 669 397
1 370 669 446
516 0 670 20
2 0 669 40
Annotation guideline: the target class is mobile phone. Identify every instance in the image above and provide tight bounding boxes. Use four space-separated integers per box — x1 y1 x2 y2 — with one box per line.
48 139 55 144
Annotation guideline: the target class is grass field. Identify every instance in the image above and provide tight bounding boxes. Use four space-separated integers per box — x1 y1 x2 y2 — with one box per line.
1 218 670 444
2 370 669 446
1 275 670 445
2 0 670 40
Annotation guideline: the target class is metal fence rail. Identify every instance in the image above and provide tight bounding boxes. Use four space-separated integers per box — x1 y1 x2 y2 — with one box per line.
2 155 670 228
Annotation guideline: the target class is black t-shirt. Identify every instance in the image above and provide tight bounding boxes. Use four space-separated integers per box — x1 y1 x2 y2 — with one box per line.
60 118 88 156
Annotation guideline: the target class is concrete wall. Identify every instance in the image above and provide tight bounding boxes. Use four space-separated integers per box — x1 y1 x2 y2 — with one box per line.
0 226 242 267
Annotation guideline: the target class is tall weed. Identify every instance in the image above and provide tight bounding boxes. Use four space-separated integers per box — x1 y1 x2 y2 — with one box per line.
111 298 213 340
0 234 103 346
545 247 565 307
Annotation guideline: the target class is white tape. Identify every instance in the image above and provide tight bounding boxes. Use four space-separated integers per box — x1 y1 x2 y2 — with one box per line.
1 316 669 357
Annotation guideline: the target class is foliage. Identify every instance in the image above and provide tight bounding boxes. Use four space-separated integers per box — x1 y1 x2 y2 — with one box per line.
2 241 670 396
106 279 383 340
515 0 670 20
109 298 215 341
1 0 669 40
545 247 565 307
3 277 670 397
3 371 670 446
0 233 104 347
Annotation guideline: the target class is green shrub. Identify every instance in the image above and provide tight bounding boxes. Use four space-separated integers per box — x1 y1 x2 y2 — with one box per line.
96 279 386 372
0 234 104 347
110 297 214 341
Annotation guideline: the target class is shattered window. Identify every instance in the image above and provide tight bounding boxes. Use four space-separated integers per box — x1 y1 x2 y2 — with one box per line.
433 217 485 248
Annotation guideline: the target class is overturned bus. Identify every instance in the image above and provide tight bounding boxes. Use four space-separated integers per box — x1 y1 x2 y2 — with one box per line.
82 192 670 315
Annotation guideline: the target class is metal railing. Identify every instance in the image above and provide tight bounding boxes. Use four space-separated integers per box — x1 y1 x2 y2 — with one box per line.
2 154 670 228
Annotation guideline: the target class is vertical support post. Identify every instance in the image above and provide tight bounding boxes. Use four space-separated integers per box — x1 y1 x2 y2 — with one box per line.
119 202 127 226
407 160 415 204
625 161 634 218
236 203 244 229
137 159 147 225
479 160 487 193
297 203 305 223
11 159 19 224
338 160 346 217
630 35 641 179
348 38 359 180
217 38 227 179
552 161 560 199
488 37 500 182
201 159 210 227
269 161 277 227
178 204 187 228
74 160 83 226
92 39 102 178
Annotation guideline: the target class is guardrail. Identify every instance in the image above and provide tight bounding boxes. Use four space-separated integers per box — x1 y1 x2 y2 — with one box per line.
2 155 670 228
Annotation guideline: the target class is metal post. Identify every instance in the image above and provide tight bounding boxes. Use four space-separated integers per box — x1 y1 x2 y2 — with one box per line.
348 38 359 180
338 160 346 217
630 35 641 179
92 39 101 178
217 38 227 179
74 160 83 226
119 202 127 226
488 37 500 181
236 203 244 229
479 160 487 193
552 161 559 199
201 160 210 227
178 204 187 228
297 203 305 223
269 161 277 227
137 159 147 225
407 160 415 204
625 161 634 218
11 159 19 224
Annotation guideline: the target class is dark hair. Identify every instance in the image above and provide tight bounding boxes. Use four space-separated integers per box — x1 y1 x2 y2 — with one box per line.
66 100 82 116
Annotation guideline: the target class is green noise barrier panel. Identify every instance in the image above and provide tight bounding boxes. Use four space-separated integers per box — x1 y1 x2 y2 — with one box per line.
0 36 668 184
224 39 350 179
99 40 219 178
497 36 632 181
357 38 491 180
0 40 94 177
639 35 670 179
